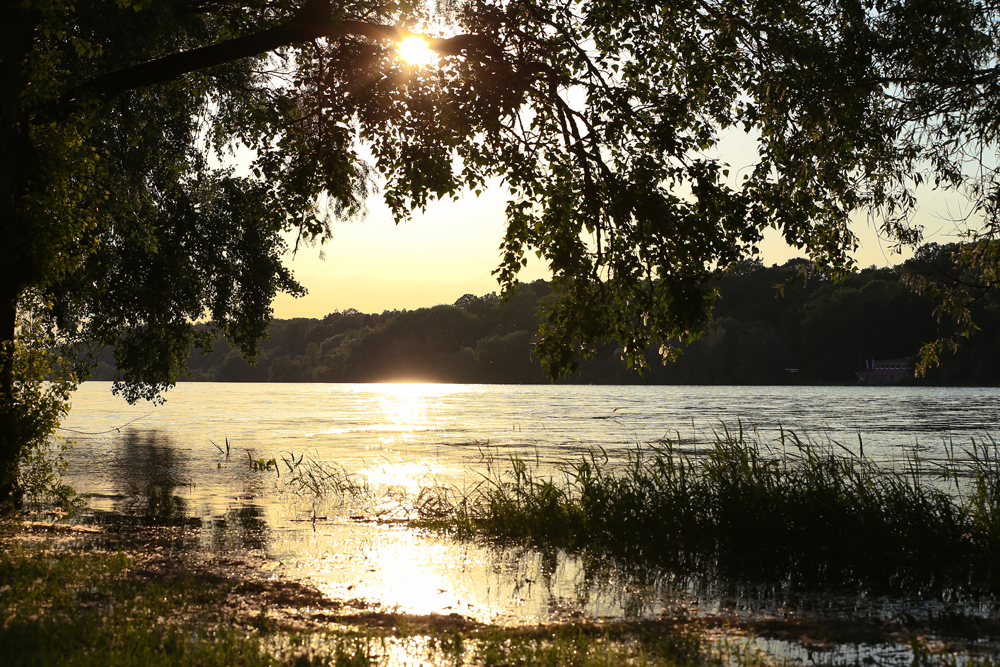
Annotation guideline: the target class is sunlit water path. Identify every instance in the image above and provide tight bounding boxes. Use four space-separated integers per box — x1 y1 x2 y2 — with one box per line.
59 383 1000 625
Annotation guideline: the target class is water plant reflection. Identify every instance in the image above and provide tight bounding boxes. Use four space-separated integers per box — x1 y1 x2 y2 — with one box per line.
208 504 270 553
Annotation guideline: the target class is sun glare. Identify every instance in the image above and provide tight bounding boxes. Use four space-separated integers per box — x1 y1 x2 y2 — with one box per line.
398 36 435 66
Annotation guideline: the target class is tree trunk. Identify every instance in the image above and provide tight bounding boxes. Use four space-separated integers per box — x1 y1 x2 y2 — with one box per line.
0 1 36 508
0 290 17 508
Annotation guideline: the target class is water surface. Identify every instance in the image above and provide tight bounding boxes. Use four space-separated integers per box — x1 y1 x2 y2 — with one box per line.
59 382 1000 625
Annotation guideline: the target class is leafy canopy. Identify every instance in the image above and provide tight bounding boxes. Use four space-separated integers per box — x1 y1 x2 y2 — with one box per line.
8 0 1000 396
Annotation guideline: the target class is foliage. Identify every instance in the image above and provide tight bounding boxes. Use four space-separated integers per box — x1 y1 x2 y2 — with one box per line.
9 293 87 508
165 280 549 383
902 242 1000 374
16 437 77 512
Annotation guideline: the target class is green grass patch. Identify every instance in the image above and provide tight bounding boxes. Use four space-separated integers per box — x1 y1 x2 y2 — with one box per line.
416 427 1000 594
0 546 363 666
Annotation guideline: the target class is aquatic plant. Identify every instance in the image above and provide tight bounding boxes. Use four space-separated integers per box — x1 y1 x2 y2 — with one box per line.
418 427 1000 594
277 450 371 499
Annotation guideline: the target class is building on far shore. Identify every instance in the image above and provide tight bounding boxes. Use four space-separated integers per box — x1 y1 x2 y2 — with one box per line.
856 357 913 384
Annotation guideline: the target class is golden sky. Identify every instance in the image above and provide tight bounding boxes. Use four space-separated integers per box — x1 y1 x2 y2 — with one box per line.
271 188 970 320
271 183 550 318
272 156 973 320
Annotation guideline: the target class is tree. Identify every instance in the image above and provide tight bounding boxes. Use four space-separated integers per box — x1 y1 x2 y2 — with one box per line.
4 0 1000 504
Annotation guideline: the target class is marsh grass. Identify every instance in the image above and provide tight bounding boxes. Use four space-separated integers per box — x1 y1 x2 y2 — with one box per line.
417 427 1000 594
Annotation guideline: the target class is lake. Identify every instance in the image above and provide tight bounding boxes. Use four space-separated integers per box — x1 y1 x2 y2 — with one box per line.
59 382 1000 625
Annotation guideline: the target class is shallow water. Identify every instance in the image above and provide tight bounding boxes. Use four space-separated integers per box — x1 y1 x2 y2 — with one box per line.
58 382 1000 627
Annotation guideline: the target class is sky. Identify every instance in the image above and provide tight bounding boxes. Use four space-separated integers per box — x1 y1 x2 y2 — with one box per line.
271 139 977 320
271 184 549 319
271 183 971 320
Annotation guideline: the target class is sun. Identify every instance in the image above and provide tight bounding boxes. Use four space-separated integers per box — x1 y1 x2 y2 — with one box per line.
397 36 435 66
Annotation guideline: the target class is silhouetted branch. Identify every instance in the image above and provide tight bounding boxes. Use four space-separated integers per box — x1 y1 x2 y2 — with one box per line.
49 0 491 120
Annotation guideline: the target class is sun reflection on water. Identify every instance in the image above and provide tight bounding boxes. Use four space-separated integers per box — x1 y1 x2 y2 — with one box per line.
357 460 441 496
362 383 450 456
299 524 510 622
378 382 442 427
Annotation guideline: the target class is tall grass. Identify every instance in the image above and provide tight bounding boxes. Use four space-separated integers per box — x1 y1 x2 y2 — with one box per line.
419 427 1000 594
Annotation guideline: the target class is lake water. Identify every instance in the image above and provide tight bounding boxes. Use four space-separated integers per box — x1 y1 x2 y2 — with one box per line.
58 382 1000 626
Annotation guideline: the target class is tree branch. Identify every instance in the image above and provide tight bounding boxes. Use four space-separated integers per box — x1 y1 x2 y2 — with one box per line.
52 0 491 119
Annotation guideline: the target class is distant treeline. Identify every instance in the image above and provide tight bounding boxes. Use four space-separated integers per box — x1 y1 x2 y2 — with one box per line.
89 244 1000 385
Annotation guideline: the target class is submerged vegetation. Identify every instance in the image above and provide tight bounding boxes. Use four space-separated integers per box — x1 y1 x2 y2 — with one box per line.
404 429 1000 595
255 425 1000 595
7 425 1000 664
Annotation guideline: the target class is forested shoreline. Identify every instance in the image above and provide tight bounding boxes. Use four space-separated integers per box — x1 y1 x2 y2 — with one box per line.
90 245 1000 386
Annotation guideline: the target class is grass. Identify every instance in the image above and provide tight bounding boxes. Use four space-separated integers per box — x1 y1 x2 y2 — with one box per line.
277 451 372 499
0 544 386 666
0 546 282 666
414 426 1000 595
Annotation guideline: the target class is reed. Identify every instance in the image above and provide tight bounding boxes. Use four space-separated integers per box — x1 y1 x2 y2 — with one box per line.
419 427 1000 593
277 450 371 498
